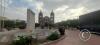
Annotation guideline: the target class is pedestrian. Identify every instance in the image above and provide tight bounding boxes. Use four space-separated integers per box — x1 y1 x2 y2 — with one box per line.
58 26 65 35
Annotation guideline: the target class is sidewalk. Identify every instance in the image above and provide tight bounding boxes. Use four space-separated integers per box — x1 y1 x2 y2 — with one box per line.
48 29 100 45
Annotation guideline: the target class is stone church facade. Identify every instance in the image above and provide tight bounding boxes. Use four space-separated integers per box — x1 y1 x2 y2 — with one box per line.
38 10 54 28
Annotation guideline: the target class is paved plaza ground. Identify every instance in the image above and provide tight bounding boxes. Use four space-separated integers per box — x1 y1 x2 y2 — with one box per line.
48 29 100 45
0 29 32 45
0 29 100 45
0 29 56 45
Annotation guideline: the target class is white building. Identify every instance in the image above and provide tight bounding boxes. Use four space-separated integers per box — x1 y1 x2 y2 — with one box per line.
26 9 35 31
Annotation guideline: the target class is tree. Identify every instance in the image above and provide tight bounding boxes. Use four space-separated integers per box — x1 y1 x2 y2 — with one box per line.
0 20 26 30
55 19 79 28
15 20 26 29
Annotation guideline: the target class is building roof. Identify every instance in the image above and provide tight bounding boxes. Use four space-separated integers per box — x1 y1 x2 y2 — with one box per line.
0 16 8 20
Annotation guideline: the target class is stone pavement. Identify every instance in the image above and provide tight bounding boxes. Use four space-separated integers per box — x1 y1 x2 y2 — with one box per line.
48 29 100 45
35 29 58 40
0 29 32 45
0 29 57 45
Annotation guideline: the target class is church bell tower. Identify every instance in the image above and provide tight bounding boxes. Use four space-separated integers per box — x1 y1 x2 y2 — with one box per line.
38 11 43 26
50 10 54 24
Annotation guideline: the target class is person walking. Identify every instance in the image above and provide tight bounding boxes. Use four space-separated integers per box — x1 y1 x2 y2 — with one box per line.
58 26 65 35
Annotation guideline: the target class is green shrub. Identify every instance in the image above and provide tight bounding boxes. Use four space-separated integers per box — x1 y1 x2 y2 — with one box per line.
47 32 60 41
11 36 32 45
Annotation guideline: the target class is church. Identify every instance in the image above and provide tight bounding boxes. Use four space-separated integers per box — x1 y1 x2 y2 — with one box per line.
38 10 55 28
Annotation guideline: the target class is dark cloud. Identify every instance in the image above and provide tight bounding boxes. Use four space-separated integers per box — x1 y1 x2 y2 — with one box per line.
1 0 100 22
38 0 100 12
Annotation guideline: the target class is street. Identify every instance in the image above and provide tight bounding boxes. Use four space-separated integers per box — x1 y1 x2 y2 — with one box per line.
48 29 100 45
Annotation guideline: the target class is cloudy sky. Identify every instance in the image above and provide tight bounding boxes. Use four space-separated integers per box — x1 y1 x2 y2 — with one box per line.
0 0 100 23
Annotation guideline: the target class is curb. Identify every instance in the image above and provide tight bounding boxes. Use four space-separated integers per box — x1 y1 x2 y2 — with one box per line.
41 35 66 45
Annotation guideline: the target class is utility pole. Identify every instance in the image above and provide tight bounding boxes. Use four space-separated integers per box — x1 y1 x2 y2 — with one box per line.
0 0 6 31
0 0 3 31
2 0 5 31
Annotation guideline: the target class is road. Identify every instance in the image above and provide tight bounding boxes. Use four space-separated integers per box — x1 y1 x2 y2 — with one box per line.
48 29 100 45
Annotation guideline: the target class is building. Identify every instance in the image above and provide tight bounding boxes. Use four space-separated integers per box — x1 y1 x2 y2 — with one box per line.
79 10 100 32
0 16 8 31
79 10 100 25
0 16 8 20
26 9 35 30
38 10 54 28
